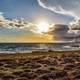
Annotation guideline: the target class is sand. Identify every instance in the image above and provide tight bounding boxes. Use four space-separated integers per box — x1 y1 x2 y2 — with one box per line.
0 51 79 80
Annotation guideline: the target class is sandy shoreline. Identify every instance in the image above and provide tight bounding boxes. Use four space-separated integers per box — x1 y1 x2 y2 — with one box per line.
0 50 79 59
0 51 79 80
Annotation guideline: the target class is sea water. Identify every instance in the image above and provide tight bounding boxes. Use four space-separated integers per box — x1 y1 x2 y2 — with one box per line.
0 43 80 53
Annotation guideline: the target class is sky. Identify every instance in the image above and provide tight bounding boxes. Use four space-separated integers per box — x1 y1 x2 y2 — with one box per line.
0 0 75 24
0 0 80 43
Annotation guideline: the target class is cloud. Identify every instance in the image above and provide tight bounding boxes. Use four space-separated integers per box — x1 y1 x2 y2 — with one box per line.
0 11 80 43
70 19 80 30
0 12 54 42
37 0 80 19
0 13 37 33
49 24 80 42
0 12 5 20
0 12 3 15
37 0 80 43
68 19 80 38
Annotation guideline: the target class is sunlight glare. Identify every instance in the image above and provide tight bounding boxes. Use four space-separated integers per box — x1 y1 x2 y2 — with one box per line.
36 21 49 33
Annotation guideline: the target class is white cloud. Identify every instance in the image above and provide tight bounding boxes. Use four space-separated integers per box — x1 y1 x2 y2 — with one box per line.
0 12 3 15
69 19 80 30
37 0 80 19
69 18 80 37
0 13 37 33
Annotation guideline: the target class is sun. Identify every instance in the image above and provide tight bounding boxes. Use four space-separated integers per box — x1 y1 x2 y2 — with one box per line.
36 21 49 33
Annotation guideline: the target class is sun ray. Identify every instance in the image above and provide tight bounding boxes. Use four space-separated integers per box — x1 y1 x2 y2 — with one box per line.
36 21 49 33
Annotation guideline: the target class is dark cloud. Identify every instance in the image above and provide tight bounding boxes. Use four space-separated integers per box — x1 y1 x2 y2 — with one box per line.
49 24 80 42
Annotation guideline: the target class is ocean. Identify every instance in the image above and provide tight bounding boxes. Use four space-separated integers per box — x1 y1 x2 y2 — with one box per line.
0 43 40 53
0 43 80 53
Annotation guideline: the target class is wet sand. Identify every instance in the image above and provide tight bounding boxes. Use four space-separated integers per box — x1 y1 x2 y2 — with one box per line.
0 51 80 80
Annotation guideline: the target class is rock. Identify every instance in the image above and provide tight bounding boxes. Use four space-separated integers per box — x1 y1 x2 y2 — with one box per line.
2 75 15 80
35 69 50 75
17 77 28 80
23 69 32 72
20 72 37 79
39 71 68 79
48 67 56 71
0 73 5 77
55 71 68 78
12 71 23 76
26 63 41 69
74 74 80 80
63 57 75 63
39 74 50 80
64 64 76 71
4 63 17 69
0 62 4 66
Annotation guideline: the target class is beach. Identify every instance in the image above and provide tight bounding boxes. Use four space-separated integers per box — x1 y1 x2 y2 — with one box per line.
0 51 79 80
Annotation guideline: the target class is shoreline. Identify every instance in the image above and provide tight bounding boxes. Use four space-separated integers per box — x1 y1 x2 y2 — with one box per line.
0 50 79 60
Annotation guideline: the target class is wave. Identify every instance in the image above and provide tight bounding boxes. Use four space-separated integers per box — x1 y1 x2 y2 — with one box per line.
0 43 79 53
